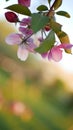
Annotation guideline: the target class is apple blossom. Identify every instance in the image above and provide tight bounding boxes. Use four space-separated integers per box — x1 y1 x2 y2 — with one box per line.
4 0 72 62
5 33 36 61
41 44 73 62
19 17 33 36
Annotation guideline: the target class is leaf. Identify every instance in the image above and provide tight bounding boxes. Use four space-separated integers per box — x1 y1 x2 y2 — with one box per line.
37 5 48 11
56 11 70 18
35 31 55 53
5 4 31 16
56 31 71 53
53 0 62 10
48 0 52 5
56 31 67 38
31 13 49 33
50 21 62 33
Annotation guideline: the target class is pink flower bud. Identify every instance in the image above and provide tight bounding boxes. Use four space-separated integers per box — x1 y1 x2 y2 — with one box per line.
5 11 19 23
18 0 31 7
45 25 51 31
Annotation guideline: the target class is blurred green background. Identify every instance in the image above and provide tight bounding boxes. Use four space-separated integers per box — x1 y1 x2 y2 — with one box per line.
0 19 73 130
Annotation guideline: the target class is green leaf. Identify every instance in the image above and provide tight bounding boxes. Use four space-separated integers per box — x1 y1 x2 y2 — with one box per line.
31 13 49 33
56 11 70 18
53 0 62 10
48 0 52 5
56 31 70 43
50 21 62 33
56 31 67 38
37 5 48 11
5 4 31 16
35 31 55 53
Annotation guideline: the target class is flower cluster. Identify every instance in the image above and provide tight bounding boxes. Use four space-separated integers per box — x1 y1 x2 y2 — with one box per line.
6 32 36 61
41 44 73 62
5 0 73 62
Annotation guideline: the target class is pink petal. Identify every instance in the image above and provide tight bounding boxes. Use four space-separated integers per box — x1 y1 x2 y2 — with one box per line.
17 45 28 61
27 38 33 44
5 33 22 45
48 51 52 60
26 38 36 52
41 52 48 58
27 43 36 52
18 0 31 7
59 43 73 49
20 17 31 26
51 46 62 62
19 27 33 36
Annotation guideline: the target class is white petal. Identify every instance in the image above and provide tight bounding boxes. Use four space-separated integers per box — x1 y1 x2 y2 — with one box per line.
5 33 22 45
17 45 28 61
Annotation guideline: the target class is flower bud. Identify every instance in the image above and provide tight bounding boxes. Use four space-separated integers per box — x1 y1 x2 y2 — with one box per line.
5 11 19 23
45 25 51 31
18 0 31 7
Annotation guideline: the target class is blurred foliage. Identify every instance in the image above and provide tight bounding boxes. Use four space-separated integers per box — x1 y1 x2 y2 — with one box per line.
0 20 73 130
0 65 73 130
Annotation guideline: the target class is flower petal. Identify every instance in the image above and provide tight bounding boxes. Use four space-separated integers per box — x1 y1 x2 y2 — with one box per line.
5 33 22 45
19 27 33 36
51 46 62 62
48 51 52 60
27 43 36 52
27 37 33 44
18 0 31 7
41 52 48 58
59 43 73 49
17 45 28 61
20 17 31 26
26 38 36 52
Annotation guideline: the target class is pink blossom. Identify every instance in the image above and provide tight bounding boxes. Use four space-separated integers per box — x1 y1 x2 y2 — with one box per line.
18 0 31 7
19 27 33 36
5 33 36 61
19 16 33 37
5 33 22 45
41 52 48 58
20 17 31 26
49 45 62 62
17 44 29 61
41 44 73 62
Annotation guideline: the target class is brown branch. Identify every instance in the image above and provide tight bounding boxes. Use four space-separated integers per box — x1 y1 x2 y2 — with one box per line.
47 0 57 16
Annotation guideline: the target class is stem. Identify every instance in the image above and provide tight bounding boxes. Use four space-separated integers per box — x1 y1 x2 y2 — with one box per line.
47 0 56 16
41 30 43 39
43 30 47 37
